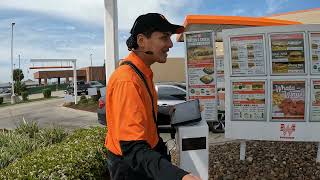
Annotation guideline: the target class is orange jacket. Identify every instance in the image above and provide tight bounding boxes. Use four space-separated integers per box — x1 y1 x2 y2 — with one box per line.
105 52 159 155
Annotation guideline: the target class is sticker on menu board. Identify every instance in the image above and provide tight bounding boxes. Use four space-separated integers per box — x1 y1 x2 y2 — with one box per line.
310 33 320 73
270 33 305 74
230 35 265 75
232 81 266 121
272 80 305 121
311 80 320 121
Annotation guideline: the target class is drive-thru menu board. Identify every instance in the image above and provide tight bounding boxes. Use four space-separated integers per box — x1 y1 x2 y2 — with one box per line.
232 81 266 121
185 31 217 122
311 79 320 121
271 80 305 121
223 24 320 142
311 33 320 73
270 33 305 74
230 35 266 75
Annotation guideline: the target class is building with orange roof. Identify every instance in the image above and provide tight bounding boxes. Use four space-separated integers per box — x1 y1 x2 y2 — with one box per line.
152 8 320 83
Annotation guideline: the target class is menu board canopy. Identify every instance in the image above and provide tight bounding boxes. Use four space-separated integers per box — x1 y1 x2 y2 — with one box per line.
269 32 306 75
229 34 266 76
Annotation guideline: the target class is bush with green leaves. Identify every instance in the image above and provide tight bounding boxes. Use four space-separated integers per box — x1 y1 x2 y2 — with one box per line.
15 119 40 138
0 120 68 169
0 97 3 104
21 91 28 101
42 88 51 98
79 95 88 104
0 127 108 179
0 131 38 169
14 81 27 95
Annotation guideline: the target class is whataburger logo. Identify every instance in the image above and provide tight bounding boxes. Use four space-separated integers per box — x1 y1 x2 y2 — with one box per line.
280 123 296 139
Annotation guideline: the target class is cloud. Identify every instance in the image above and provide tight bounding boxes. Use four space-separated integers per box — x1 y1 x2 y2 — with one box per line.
0 0 205 82
0 0 104 26
265 0 289 14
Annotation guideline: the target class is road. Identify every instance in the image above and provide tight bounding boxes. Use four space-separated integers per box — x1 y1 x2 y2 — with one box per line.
0 97 101 131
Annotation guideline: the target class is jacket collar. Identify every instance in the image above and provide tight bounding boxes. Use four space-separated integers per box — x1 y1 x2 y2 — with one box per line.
124 52 153 79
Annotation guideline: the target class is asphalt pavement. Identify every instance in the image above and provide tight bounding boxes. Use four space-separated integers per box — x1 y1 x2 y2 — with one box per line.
0 95 101 131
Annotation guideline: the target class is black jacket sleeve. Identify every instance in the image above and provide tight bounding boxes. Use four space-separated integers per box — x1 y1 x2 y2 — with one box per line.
120 139 189 180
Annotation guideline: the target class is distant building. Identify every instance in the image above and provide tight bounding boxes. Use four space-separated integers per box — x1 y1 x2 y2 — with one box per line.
33 66 105 86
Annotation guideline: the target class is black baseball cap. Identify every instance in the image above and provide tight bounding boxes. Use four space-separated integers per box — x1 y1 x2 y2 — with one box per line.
130 13 184 35
126 13 184 50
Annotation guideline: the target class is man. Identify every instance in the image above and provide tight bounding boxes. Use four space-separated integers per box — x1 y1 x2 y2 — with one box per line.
105 13 201 180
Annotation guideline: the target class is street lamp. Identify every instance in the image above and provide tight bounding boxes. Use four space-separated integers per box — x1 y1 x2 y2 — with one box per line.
90 53 93 66
11 22 16 104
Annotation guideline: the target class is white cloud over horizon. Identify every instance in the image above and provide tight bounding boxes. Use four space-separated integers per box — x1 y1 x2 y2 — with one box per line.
0 0 318 83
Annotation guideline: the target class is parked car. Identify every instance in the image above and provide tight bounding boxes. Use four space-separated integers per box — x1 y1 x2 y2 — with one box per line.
97 82 225 133
87 81 104 89
64 80 88 95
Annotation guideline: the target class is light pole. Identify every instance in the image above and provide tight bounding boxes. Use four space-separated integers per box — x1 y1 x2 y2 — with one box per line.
90 53 93 66
11 22 16 104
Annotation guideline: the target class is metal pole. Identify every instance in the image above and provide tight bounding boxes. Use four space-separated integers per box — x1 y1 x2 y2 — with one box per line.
18 54 20 82
90 53 93 66
11 22 16 104
240 141 246 160
73 60 77 104
104 0 118 84
317 142 320 162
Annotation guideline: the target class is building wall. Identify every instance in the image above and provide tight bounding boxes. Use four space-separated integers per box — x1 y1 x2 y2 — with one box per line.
266 9 320 24
151 58 185 83
84 66 105 82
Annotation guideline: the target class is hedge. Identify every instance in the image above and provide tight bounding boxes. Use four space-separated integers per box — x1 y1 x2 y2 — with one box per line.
42 88 52 99
0 127 108 179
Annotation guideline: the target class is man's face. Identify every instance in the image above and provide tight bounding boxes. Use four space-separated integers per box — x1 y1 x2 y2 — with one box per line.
143 31 173 64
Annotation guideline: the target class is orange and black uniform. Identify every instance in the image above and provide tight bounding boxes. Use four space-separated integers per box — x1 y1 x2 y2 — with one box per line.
105 52 188 179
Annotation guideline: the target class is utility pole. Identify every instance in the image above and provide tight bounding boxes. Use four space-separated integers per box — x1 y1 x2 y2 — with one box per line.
18 54 21 82
10 22 16 104
90 53 93 66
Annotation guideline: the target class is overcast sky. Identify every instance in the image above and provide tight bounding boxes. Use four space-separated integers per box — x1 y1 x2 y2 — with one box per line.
0 0 319 83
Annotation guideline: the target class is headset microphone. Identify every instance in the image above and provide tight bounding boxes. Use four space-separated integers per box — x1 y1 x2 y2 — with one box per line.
144 51 154 55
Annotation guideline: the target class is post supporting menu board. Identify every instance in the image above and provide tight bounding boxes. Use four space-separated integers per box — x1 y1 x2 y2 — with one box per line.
184 31 217 122
223 24 320 161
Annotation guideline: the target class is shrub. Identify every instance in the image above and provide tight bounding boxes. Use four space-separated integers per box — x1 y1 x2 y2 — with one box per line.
0 127 108 179
79 95 88 104
90 90 101 102
14 81 27 95
0 131 37 169
42 88 51 98
36 127 68 146
0 121 67 169
15 119 39 138
21 91 28 101
0 97 3 104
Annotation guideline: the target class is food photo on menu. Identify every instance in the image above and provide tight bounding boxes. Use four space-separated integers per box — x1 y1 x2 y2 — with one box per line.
187 46 214 61
272 81 305 121
270 33 305 74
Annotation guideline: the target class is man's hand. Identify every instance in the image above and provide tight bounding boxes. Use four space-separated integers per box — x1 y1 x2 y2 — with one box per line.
182 173 202 180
